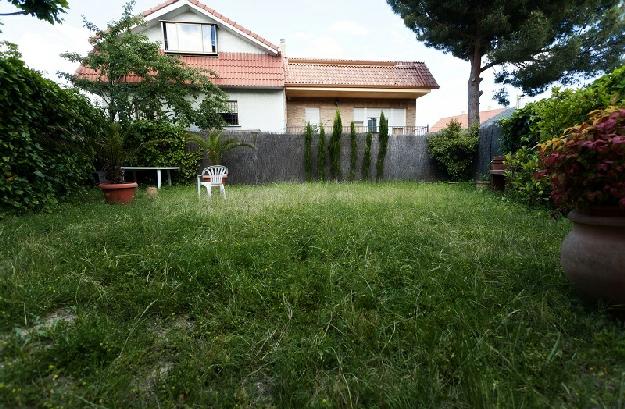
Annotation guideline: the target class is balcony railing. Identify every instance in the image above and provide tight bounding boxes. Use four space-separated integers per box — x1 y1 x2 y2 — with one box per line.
285 125 430 136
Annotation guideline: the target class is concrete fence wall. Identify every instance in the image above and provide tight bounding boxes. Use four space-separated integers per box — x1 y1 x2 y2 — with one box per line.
204 132 439 184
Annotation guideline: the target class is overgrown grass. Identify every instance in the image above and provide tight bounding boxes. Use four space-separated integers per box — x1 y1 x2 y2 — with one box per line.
1 183 624 408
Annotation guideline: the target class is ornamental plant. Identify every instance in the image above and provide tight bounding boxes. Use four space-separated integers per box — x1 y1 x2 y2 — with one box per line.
361 131 373 180
317 126 327 181
376 112 389 181
330 110 342 180
349 122 357 181
304 122 313 181
538 107 625 211
427 119 479 181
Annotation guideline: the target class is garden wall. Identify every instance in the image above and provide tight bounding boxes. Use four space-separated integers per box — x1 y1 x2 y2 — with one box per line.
205 132 438 184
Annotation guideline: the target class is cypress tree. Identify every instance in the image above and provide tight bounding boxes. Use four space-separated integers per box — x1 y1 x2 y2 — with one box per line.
304 122 313 181
376 112 389 181
349 121 357 181
361 131 372 180
317 125 327 181
330 110 342 180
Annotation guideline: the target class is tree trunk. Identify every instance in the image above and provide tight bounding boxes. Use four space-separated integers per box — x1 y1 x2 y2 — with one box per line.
467 47 483 129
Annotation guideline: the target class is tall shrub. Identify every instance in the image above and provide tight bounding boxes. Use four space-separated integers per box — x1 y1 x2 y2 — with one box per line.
0 44 105 212
361 131 373 180
304 122 313 181
349 122 357 181
376 112 389 181
317 126 327 181
427 119 479 180
330 110 342 180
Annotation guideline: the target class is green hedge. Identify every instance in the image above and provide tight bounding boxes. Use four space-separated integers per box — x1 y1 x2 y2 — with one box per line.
122 120 201 181
0 46 106 212
500 66 625 206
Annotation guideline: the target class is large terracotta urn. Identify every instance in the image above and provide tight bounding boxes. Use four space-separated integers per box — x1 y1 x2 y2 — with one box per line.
561 210 625 303
99 182 138 204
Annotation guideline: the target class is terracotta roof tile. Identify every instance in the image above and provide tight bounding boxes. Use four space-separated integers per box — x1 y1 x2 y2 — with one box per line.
285 58 439 89
76 52 285 88
142 0 280 53
430 108 506 132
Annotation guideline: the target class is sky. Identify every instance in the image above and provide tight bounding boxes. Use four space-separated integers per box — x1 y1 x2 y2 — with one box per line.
0 0 553 126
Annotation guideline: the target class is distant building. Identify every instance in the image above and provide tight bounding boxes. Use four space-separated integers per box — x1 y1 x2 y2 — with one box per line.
430 108 506 133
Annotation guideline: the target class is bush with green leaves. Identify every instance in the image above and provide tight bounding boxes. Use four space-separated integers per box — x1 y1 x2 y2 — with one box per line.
500 65 625 206
304 123 313 181
376 112 389 181
427 119 479 181
122 120 202 181
504 147 551 208
361 131 372 180
317 126 327 181
0 44 106 212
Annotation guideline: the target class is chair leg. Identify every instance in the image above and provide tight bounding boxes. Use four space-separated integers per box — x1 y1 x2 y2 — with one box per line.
204 185 211 199
220 184 226 198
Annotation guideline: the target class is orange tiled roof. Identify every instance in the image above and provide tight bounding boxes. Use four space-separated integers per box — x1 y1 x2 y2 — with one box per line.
143 0 280 53
285 58 439 89
430 108 506 132
76 52 285 88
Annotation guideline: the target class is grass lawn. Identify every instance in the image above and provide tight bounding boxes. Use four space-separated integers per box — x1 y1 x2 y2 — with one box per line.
1 182 624 408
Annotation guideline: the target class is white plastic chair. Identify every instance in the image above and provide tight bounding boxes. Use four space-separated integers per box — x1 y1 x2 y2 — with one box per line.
197 166 228 198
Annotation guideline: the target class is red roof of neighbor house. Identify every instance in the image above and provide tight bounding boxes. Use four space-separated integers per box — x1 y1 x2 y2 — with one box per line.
430 108 506 132
143 0 280 53
76 52 286 88
285 58 439 89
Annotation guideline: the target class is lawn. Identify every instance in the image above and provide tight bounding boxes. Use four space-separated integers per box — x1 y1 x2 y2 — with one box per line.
1 182 624 408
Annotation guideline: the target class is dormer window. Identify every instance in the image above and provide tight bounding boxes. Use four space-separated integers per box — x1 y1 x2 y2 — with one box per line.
162 22 217 54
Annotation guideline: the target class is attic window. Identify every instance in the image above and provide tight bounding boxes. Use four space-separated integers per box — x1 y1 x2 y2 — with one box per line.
162 22 217 54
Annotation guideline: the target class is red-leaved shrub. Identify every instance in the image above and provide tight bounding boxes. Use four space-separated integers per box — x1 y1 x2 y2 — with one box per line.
538 107 625 211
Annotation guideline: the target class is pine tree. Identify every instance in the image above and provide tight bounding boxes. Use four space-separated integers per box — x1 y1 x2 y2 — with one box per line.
376 112 389 181
349 122 357 181
387 0 625 127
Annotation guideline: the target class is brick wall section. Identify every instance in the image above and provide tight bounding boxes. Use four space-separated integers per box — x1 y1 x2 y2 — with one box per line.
286 97 416 129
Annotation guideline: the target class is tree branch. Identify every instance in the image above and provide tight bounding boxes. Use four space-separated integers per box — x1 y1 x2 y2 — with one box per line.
0 10 28 16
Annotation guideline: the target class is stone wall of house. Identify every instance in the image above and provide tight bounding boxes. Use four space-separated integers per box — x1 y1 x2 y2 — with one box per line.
285 98 417 130
202 131 437 184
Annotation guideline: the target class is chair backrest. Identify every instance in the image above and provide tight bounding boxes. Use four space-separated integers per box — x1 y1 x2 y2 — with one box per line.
201 165 228 184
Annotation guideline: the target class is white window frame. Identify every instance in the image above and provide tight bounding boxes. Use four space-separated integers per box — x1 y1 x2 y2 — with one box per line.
353 107 407 131
161 21 218 54
304 107 321 127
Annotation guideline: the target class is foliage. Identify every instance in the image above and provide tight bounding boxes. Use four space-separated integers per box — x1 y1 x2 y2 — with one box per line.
375 112 389 181
122 120 204 181
387 0 625 127
538 107 625 211
501 66 625 153
361 131 372 180
317 126 326 181
62 1 227 128
504 148 551 207
0 0 68 24
4 182 625 407
329 110 342 180
349 122 357 181
99 123 126 183
427 120 479 181
304 122 313 182
0 44 106 212
186 131 253 170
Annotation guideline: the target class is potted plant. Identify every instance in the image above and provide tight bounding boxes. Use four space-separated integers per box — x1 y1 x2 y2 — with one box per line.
538 107 625 303
186 130 254 183
97 123 138 204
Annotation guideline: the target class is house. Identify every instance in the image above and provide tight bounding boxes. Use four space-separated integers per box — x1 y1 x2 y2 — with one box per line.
430 108 506 133
80 0 439 133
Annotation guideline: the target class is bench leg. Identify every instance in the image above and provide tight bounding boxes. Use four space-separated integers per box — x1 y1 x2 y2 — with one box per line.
157 170 162 189
167 170 172 186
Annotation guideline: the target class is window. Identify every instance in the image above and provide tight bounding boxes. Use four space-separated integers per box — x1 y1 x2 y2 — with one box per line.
304 107 320 126
221 101 239 126
163 22 217 53
353 107 406 132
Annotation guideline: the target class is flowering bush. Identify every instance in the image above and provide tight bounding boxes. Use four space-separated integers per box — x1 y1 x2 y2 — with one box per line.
538 107 625 211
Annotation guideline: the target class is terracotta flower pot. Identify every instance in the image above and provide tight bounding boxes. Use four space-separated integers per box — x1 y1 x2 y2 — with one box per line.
99 182 138 204
560 209 625 303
